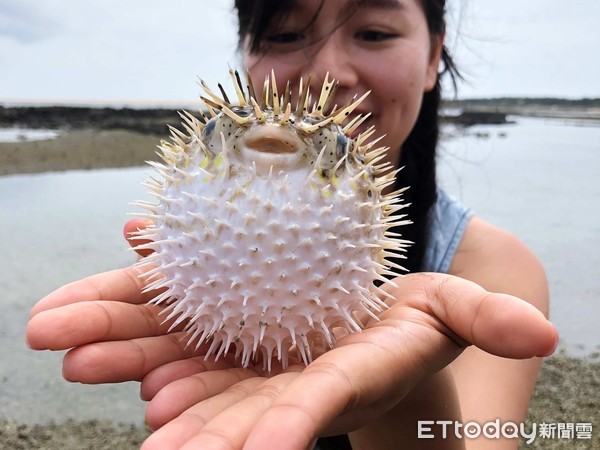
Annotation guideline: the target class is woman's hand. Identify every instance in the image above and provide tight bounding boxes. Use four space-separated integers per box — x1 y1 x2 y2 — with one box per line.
139 273 557 450
26 260 557 450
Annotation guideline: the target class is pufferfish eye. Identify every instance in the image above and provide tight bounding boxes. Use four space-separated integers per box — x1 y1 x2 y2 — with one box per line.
231 106 252 117
203 117 218 139
336 132 350 159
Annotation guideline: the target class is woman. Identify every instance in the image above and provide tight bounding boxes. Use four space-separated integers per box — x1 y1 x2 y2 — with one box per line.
26 1 558 449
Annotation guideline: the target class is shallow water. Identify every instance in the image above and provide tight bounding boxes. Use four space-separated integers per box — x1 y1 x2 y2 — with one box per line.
0 168 149 424
0 116 598 425
438 117 600 356
0 128 62 143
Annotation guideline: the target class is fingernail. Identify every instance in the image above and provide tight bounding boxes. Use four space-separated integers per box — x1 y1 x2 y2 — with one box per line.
540 322 559 357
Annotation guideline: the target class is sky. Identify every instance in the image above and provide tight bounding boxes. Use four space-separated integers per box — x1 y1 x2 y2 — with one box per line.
1 0 599 105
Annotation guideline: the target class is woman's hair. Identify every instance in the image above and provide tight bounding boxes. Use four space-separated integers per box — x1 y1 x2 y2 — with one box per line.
233 0 461 273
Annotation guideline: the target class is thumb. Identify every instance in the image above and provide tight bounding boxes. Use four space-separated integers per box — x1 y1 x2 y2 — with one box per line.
392 273 559 359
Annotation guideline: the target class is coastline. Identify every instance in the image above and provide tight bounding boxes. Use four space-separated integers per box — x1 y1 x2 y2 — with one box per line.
1 102 599 177
0 105 177 176
2 106 598 448
0 129 159 176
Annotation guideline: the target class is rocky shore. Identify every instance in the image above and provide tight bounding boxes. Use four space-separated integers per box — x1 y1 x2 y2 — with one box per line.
0 104 513 133
0 105 180 135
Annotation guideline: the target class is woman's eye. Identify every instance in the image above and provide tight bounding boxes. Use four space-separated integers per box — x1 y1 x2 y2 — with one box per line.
266 32 305 44
355 30 397 42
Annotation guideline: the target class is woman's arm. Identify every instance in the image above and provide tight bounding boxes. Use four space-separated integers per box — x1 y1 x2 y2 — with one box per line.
449 216 550 449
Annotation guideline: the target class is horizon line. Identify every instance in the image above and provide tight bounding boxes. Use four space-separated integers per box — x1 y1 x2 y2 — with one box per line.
2 95 599 109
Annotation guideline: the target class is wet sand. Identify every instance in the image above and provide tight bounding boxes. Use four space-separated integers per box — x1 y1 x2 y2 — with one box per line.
0 419 150 450
0 129 161 176
2 126 598 448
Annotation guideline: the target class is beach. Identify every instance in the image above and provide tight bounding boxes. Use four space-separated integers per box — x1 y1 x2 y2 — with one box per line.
0 129 160 176
1 107 599 449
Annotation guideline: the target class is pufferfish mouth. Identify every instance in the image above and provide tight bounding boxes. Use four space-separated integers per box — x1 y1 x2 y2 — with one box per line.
243 125 303 155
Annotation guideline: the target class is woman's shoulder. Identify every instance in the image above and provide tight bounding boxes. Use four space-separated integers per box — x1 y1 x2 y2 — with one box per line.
449 215 549 314
422 189 474 273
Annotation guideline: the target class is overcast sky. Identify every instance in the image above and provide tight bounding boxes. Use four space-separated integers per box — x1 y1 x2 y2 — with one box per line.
1 0 598 105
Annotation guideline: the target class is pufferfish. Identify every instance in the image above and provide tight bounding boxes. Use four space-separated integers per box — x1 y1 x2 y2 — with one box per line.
131 69 410 371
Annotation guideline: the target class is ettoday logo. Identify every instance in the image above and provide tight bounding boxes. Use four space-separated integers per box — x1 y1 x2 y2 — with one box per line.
417 420 593 444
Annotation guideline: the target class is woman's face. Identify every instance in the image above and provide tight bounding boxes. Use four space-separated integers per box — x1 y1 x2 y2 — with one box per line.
243 0 443 167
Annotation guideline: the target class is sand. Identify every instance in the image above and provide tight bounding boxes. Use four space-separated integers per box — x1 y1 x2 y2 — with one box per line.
0 420 150 450
0 129 161 176
2 129 598 449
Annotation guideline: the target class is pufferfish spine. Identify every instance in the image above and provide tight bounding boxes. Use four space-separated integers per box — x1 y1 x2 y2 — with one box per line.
131 69 410 371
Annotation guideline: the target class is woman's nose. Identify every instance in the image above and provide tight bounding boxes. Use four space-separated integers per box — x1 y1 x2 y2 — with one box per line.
308 33 359 91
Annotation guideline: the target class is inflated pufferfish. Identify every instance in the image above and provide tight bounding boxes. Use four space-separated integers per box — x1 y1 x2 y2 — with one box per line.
132 70 410 371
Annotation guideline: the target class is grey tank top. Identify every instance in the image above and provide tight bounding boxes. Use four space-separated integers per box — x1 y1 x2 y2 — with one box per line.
422 188 474 273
